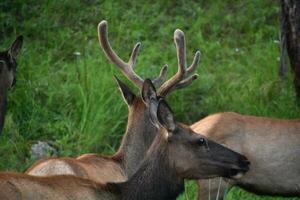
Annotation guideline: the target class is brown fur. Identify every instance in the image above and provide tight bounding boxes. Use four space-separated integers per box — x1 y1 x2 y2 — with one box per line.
192 112 300 199
26 156 126 183
0 172 119 200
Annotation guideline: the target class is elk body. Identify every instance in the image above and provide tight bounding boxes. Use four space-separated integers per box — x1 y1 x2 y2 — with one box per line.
0 36 23 135
26 20 201 183
193 112 300 199
0 80 250 200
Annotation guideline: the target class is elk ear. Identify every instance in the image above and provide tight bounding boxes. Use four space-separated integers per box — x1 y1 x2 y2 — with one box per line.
141 79 157 104
114 76 136 106
142 79 160 128
157 100 176 132
8 35 23 60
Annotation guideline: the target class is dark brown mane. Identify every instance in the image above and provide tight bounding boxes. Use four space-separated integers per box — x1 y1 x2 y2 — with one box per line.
118 135 184 200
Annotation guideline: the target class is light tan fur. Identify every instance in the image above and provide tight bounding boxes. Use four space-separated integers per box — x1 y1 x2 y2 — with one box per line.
0 173 118 200
27 156 126 183
192 112 300 198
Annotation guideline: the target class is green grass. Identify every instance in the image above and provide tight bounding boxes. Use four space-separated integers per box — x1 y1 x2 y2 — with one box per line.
0 0 299 199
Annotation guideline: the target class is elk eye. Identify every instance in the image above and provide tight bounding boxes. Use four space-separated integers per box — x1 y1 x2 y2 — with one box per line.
197 138 206 146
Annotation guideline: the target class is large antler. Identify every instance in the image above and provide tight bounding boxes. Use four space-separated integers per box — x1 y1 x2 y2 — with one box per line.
98 20 167 89
157 29 201 97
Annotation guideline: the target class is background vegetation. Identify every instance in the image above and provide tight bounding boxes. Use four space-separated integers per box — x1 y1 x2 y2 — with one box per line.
0 0 299 199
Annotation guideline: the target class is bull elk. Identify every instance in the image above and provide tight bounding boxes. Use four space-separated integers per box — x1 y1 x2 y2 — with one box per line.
0 80 250 200
193 112 300 199
26 20 200 182
0 36 23 135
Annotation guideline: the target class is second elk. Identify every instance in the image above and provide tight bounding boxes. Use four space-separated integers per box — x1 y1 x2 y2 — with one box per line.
193 112 300 199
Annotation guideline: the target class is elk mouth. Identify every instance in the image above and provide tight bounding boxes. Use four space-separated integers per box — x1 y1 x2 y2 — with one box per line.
204 156 250 179
228 167 248 179
226 158 250 179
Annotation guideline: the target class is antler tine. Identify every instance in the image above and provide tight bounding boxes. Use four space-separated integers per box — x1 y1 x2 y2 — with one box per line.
128 43 141 68
98 20 144 88
152 64 168 87
165 74 199 94
157 29 201 97
175 29 187 75
188 50 201 74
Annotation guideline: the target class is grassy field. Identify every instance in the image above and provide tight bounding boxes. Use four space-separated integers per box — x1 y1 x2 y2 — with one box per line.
1 0 299 199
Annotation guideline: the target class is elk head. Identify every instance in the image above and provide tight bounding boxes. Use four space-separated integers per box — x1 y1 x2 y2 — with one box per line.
142 79 250 179
0 36 23 90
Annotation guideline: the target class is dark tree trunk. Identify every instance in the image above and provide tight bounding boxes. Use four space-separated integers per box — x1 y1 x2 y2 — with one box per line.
279 4 287 79
281 0 300 98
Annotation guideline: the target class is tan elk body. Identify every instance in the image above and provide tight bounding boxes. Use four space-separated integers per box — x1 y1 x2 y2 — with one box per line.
26 20 201 182
0 80 249 200
193 112 300 199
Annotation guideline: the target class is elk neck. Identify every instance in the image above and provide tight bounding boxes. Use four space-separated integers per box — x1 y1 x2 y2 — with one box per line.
113 98 159 177
0 83 8 134
112 132 184 200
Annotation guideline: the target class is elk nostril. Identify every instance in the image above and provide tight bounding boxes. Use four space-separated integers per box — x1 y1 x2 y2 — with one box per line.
239 156 250 165
242 158 250 167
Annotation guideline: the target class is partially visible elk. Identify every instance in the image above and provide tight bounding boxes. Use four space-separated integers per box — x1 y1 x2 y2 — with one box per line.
0 80 250 200
0 36 23 135
26 20 200 182
193 112 300 199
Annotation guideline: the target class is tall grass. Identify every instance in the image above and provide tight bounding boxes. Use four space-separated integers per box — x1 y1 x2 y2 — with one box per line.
0 0 299 199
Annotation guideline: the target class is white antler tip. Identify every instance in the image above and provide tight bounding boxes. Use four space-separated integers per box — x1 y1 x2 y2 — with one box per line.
98 20 108 30
174 29 184 40
195 51 201 60
160 64 168 76
162 64 168 71
136 42 141 47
